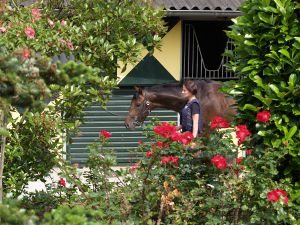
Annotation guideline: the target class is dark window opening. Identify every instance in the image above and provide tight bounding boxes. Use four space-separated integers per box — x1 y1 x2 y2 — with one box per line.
182 20 237 80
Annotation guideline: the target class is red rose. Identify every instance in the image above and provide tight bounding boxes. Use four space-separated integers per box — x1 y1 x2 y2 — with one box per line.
161 156 178 166
161 156 172 165
138 140 143 145
171 156 179 166
210 116 230 129
246 149 252 155
58 178 66 187
274 188 287 197
146 150 154 158
170 132 182 142
180 132 194 145
235 125 251 145
256 111 271 123
284 197 288 205
211 155 228 169
99 130 112 138
236 157 243 164
153 122 177 138
267 189 288 205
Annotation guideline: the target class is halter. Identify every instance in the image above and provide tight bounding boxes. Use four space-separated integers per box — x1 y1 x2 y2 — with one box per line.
133 94 152 127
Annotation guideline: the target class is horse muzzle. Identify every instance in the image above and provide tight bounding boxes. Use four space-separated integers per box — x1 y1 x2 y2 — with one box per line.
124 116 141 130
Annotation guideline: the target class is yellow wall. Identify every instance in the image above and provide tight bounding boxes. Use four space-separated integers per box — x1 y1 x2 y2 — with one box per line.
117 21 182 82
153 21 181 81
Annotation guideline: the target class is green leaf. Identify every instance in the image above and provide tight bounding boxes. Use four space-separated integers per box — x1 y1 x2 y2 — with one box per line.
0 128 10 137
286 126 297 140
242 104 258 112
279 49 290 59
288 74 296 88
251 75 265 88
269 84 284 98
271 139 282 147
258 12 272 24
258 130 266 136
274 0 286 14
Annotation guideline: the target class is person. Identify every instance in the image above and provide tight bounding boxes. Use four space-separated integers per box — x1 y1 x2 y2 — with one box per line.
178 80 203 138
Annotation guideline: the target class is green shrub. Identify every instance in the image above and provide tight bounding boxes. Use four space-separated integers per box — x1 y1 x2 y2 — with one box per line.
224 0 300 206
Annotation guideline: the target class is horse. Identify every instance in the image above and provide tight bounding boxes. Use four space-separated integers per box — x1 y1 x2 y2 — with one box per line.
124 80 236 130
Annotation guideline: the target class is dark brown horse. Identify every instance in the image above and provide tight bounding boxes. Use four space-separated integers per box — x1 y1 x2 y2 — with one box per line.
124 80 236 130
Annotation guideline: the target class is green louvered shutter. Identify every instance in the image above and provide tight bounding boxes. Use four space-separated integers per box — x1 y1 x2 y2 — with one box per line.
67 88 177 166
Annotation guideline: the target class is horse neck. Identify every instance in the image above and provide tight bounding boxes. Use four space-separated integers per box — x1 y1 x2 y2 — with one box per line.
145 86 186 112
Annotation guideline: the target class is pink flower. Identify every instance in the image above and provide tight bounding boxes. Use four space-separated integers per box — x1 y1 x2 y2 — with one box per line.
22 48 31 60
256 111 271 123
211 155 228 169
0 26 7 33
99 130 112 138
58 178 66 187
210 116 230 129
267 188 288 205
138 140 143 145
61 20 67 26
246 149 252 155
66 40 74 50
24 26 35 39
31 8 41 20
48 18 55 28
130 162 139 173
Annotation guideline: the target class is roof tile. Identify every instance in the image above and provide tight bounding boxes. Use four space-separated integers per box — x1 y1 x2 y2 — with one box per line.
153 0 244 11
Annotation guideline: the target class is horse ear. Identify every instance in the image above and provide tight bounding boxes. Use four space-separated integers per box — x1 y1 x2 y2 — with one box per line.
134 86 143 94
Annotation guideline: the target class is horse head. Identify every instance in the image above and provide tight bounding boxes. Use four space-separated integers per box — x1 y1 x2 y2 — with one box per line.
124 86 153 130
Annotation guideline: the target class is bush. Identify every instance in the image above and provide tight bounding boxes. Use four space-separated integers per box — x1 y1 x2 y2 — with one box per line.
224 0 300 207
25 118 298 224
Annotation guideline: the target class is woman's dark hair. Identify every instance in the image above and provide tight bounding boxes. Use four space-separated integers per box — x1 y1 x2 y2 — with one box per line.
183 80 197 95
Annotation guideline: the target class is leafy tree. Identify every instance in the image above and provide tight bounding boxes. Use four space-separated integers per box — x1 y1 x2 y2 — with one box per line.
224 0 300 206
0 0 166 75
0 0 167 200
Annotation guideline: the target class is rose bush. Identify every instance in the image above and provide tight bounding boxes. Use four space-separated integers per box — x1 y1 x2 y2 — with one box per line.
11 115 298 224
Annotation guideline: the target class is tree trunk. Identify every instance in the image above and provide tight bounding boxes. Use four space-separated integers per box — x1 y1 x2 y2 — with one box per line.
0 110 7 202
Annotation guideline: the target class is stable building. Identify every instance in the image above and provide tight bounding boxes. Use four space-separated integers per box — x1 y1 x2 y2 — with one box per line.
68 0 244 165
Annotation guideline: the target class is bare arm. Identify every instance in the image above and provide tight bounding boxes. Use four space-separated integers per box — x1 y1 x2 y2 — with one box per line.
192 113 199 138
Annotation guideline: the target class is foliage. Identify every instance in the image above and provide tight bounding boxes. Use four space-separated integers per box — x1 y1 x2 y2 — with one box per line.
224 0 300 205
41 205 106 225
0 0 166 197
0 47 61 110
18 118 299 224
0 0 166 76
0 47 117 196
4 112 59 196
0 197 37 225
